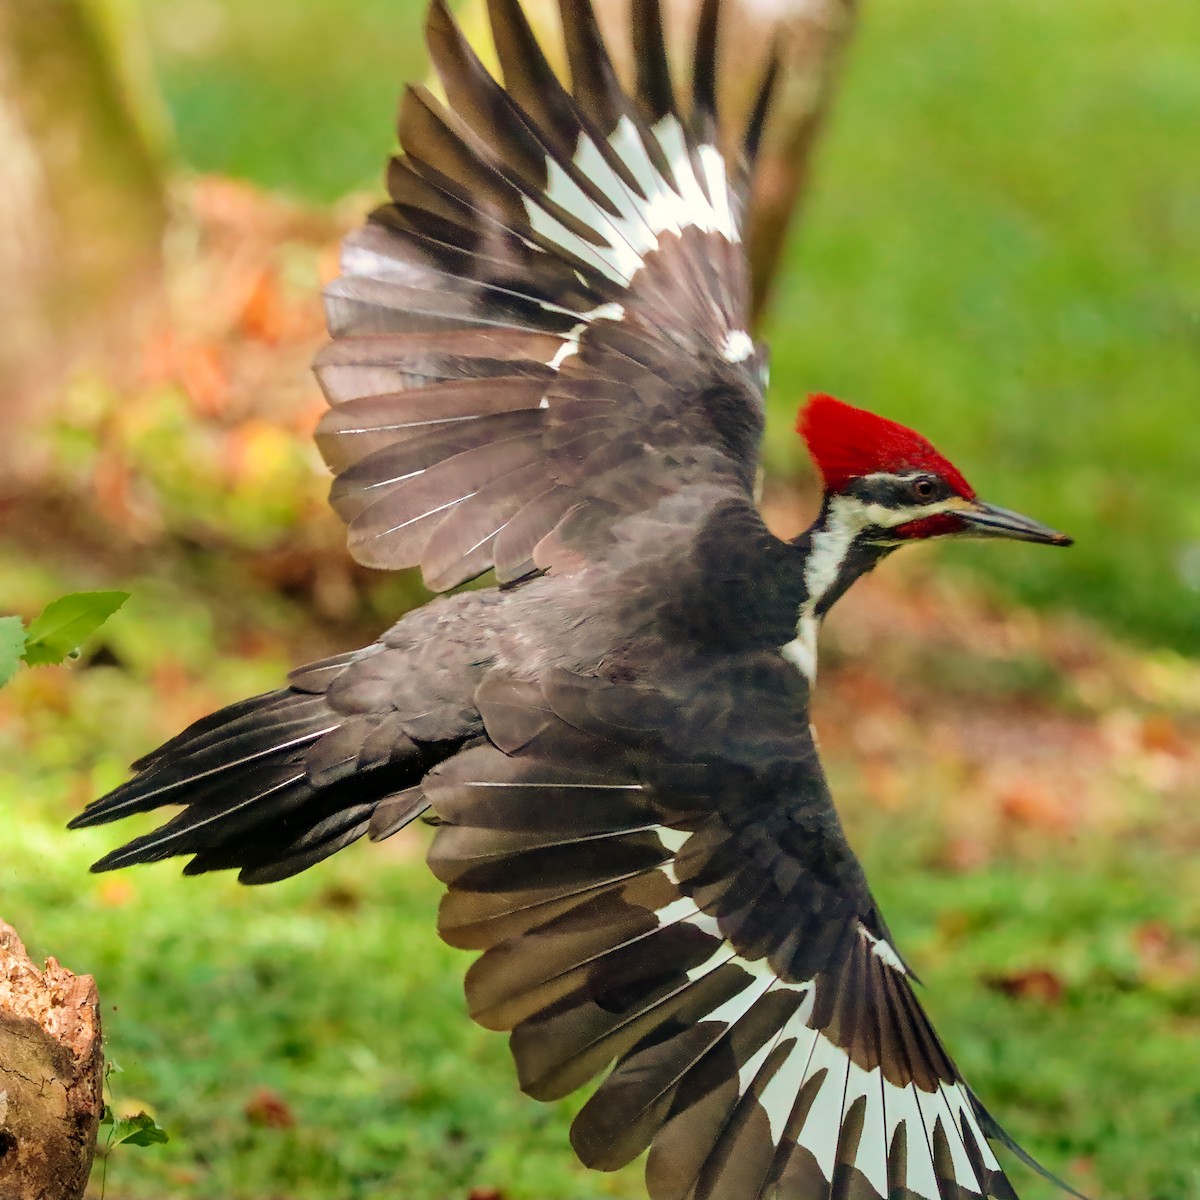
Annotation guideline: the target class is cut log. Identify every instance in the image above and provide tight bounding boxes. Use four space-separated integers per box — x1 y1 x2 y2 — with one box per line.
0 919 103 1200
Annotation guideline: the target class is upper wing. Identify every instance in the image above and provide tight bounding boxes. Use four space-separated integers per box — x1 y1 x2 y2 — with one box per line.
425 664 1028 1200
315 0 777 588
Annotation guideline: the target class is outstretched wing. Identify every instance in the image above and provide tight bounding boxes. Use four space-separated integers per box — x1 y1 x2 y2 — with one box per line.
316 0 777 588
425 665 1030 1200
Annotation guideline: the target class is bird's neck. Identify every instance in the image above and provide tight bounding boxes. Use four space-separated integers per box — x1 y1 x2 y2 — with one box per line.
784 493 895 682
657 496 891 663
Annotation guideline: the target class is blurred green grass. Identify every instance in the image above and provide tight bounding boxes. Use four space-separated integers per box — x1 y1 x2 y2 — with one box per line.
140 0 1200 651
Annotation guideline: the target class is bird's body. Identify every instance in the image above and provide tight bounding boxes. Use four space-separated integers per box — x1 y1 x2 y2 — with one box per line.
71 0 1078 1196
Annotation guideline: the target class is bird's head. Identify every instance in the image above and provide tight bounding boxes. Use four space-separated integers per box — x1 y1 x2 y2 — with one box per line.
798 394 1072 549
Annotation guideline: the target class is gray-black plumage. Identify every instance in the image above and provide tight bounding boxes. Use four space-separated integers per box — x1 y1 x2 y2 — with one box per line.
70 0 1080 1196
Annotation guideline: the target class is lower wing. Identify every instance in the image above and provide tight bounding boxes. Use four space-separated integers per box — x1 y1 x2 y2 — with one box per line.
423 667 1076 1200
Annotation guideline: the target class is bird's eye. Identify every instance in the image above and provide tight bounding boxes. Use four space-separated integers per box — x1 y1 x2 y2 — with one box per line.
912 478 936 500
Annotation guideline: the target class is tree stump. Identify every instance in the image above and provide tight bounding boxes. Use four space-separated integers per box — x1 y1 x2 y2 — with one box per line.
0 920 102 1200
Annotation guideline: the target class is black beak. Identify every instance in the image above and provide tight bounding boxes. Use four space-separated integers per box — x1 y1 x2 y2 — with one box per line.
959 501 1073 546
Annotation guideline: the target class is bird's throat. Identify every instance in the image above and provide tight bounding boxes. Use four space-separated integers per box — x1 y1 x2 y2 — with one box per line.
782 612 821 683
783 495 895 683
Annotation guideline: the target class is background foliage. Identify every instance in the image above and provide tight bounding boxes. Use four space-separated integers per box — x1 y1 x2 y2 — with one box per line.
1 0 1197 1197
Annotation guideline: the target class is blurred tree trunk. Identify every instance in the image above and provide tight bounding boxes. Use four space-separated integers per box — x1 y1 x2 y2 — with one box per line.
0 0 167 463
455 0 858 322
0 919 103 1200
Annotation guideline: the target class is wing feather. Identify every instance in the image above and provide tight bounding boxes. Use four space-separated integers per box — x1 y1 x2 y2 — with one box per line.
317 0 771 585
423 670 1045 1200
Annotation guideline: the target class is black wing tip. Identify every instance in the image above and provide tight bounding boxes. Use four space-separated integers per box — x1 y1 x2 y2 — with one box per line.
425 0 480 79
631 0 675 124
744 40 782 162
692 0 721 121
427 0 456 34
971 1090 1092 1200
68 791 131 831
88 846 138 873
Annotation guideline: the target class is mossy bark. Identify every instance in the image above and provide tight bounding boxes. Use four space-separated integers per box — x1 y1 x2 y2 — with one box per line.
0 920 103 1200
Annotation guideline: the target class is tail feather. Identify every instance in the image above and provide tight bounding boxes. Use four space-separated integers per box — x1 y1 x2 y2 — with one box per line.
70 693 337 829
182 795 383 884
71 652 464 883
128 689 296 772
87 763 309 871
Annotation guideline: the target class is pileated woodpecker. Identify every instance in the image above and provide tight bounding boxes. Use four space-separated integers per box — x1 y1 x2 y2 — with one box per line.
71 0 1080 1196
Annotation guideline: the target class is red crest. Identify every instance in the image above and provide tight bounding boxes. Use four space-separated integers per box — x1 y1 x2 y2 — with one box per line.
797 395 976 499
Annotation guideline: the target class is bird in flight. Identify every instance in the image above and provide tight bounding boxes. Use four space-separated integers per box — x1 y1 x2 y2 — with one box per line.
71 0 1081 1196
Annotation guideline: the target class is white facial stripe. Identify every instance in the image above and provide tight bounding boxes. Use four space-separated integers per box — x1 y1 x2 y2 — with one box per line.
783 486 967 682
806 495 868 602
853 475 966 530
782 495 869 683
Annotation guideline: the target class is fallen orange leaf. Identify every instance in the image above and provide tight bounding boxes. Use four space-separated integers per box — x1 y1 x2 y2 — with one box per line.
984 968 1064 1005
176 340 229 418
96 877 135 908
239 269 287 344
244 1088 295 1129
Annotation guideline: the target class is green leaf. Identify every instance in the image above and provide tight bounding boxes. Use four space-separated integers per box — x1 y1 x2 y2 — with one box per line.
21 591 129 667
108 1111 169 1147
0 616 26 687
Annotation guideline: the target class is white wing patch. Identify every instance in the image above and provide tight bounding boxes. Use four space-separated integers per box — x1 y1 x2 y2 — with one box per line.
546 301 626 371
784 483 991 684
721 329 755 363
860 923 908 974
755 988 818 1140
524 114 741 289
652 824 996 1200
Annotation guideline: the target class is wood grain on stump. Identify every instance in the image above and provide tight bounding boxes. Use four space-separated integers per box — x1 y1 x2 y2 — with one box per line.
0 919 102 1200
